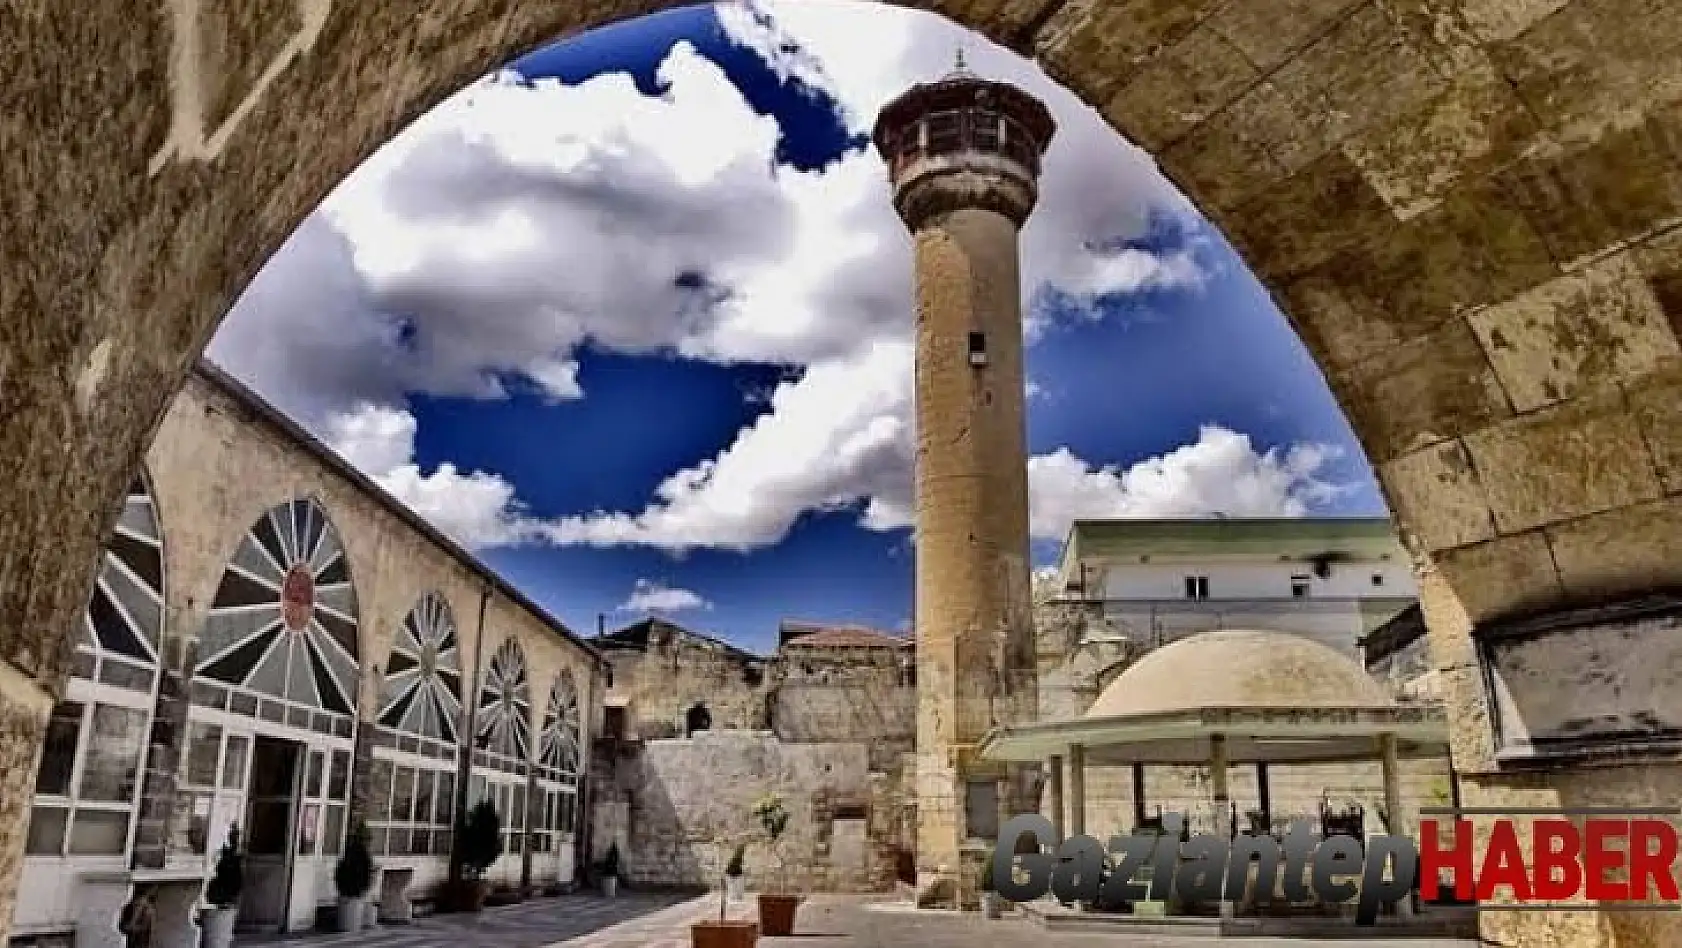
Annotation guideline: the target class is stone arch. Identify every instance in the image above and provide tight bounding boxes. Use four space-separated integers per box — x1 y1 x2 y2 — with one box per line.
194 496 362 719
378 590 464 744
4 4 1682 943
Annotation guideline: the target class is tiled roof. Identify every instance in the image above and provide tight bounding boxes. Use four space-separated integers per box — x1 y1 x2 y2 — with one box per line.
781 625 912 650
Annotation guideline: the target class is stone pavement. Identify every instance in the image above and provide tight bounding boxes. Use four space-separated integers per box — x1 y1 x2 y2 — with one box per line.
239 890 696 947
245 892 1486 947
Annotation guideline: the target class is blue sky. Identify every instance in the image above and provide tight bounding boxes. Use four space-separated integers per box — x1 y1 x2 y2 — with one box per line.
209 1 1383 654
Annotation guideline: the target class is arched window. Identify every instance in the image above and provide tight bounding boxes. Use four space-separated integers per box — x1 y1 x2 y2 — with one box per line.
26 475 165 860
685 703 712 736
194 497 360 733
532 672 583 857
473 637 531 858
368 591 462 859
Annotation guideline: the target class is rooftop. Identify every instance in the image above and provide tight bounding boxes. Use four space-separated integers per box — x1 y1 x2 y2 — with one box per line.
781 625 912 650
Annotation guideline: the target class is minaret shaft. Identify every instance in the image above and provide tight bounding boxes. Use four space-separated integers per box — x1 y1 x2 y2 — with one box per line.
874 64 1055 911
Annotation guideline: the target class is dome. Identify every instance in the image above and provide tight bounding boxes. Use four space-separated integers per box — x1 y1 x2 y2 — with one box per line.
1084 630 1395 720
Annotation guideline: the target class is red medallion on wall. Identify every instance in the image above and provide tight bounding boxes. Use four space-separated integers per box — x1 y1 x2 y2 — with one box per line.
281 564 315 632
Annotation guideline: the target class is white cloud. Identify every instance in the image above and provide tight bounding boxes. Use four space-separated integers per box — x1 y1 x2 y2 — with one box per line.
619 579 712 613
1025 427 1348 544
319 403 537 550
207 7 1330 559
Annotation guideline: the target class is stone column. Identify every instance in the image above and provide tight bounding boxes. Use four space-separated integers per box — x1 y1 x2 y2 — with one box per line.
1377 733 1412 918
1209 735 1230 841
0 662 54 939
1067 745 1085 838
1047 755 1064 840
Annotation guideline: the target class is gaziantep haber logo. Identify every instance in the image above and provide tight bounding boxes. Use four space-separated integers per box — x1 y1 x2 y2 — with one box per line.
992 807 1682 925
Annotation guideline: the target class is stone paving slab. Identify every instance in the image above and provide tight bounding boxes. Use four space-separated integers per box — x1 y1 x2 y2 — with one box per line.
242 891 1486 948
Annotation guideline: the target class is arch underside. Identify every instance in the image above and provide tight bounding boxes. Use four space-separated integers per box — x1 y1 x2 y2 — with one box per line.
4 0 1682 942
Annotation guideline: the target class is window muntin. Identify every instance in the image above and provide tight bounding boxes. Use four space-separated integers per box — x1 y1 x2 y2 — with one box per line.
25 701 148 857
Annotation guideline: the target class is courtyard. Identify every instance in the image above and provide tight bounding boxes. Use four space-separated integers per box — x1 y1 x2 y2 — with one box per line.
241 893 1482 948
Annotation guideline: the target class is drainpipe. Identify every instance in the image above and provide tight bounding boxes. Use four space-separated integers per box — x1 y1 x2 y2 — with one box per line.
449 582 492 885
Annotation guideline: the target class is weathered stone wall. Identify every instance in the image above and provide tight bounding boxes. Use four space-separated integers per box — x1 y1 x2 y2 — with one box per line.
773 647 915 770
601 632 769 739
592 731 905 892
129 369 603 898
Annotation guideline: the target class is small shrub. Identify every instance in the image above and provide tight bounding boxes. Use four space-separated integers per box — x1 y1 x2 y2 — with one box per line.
205 827 244 908
725 843 746 877
335 822 375 899
458 799 503 880
598 842 621 879
980 848 996 893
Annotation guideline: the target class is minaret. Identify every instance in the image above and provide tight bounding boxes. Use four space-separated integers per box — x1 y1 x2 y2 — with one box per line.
873 54 1056 909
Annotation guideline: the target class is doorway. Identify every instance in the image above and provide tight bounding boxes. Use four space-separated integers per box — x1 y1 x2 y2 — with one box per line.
237 736 300 932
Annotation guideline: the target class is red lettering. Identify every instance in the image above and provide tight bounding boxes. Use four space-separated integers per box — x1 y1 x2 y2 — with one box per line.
1419 819 1476 901
1627 819 1679 902
1530 819 1582 901
1583 820 1630 902
1477 821 1533 902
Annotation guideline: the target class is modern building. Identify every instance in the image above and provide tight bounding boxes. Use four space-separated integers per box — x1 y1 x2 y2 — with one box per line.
872 55 1056 910
10 363 606 947
1050 517 1419 662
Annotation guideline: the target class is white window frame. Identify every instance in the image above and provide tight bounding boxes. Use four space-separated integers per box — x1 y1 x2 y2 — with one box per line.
26 675 156 861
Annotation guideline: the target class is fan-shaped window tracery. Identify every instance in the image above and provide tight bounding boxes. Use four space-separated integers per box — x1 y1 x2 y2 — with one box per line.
194 498 359 736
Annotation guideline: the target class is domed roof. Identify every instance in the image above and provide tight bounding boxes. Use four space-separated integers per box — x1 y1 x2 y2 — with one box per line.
1084 630 1395 720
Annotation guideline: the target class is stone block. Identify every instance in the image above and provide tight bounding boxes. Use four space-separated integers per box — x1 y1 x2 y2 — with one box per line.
1495 105 1682 268
1203 0 1361 72
1156 95 1292 213
1100 25 1258 152
1625 359 1682 493
1546 498 1682 600
1469 252 1679 412
1034 0 1232 104
1282 179 1556 370
1224 150 1395 280
1380 440 1497 552
1489 0 1682 148
1463 388 1663 533
1341 63 1541 220
1336 315 1513 464
1456 0 1570 44
1432 530 1565 624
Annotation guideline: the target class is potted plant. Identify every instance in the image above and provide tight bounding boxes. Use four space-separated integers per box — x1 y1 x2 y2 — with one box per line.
691 838 758 948
980 847 1002 919
597 843 622 898
199 826 242 948
752 793 800 937
454 798 503 913
333 822 375 932
725 842 747 902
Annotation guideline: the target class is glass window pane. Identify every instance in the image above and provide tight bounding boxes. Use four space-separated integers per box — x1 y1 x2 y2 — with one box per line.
185 721 222 787
393 768 415 823
305 751 324 798
69 808 131 855
79 705 147 803
512 785 525 830
25 806 68 855
221 735 249 790
369 758 393 821
388 827 410 855
298 803 319 855
34 703 84 797
329 750 350 800
413 770 434 827
436 773 455 826
322 805 346 856
412 829 431 856
371 827 388 855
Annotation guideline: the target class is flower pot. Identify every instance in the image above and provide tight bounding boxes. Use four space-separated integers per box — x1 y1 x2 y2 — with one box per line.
691 919 758 948
601 876 618 898
981 891 1002 919
725 875 746 902
199 906 237 948
335 896 365 932
756 894 800 937
364 899 380 929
